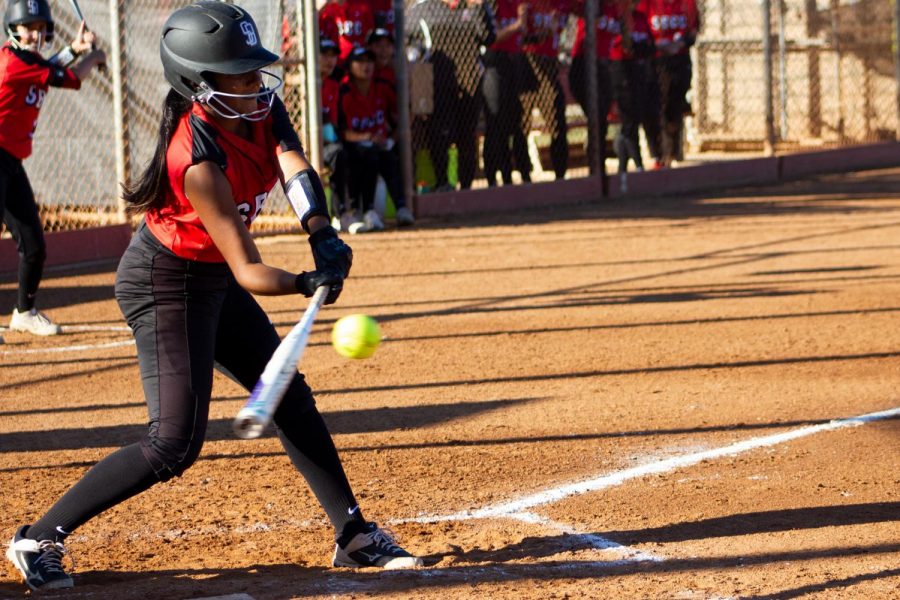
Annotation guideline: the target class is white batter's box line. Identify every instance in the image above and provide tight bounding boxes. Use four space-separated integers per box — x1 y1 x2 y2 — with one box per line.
0 339 135 355
397 406 900 525
509 511 664 562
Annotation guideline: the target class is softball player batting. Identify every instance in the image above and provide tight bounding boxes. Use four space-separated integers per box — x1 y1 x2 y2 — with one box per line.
0 0 105 343
5 2 421 592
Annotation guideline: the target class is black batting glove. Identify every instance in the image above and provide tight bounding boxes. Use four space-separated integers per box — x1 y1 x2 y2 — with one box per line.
270 94 304 153
309 226 352 279
294 269 344 305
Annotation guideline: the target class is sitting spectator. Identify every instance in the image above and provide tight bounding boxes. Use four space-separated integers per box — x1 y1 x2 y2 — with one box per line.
338 46 414 232
320 37 351 231
368 27 396 90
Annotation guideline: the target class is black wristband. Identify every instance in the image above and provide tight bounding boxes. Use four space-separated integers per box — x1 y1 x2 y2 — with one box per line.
308 224 338 247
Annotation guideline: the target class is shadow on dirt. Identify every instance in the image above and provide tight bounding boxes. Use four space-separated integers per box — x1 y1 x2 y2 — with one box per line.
0 397 538 456
2 542 897 599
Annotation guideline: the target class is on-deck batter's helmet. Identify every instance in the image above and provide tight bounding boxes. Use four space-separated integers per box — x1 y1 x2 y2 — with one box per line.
160 1 282 120
5 0 55 44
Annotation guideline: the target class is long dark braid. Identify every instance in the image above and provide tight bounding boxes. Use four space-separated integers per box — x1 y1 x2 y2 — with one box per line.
121 89 192 214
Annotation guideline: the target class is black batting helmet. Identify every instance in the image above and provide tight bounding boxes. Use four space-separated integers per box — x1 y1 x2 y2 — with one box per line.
5 0 54 43
160 1 279 101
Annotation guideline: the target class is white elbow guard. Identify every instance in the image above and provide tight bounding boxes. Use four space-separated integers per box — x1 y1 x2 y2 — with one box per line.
48 46 78 68
284 168 329 233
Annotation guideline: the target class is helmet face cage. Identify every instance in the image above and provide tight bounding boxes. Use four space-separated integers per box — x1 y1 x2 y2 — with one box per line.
5 0 54 51
194 69 284 122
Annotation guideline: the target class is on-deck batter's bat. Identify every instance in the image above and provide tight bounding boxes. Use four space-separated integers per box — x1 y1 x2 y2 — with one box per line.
233 285 330 439
66 0 106 72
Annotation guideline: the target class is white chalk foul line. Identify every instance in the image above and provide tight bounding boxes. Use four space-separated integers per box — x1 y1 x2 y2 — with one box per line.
0 339 135 356
399 406 899 524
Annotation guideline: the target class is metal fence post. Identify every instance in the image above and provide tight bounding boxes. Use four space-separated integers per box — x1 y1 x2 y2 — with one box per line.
300 0 322 173
393 0 414 207
895 0 900 140
109 0 129 223
584 0 602 181
762 0 776 156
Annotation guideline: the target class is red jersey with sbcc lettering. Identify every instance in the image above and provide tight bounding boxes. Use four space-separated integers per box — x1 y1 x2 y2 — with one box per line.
338 80 393 137
571 2 621 59
522 0 575 58
639 0 698 56
144 103 280 263
490 0 523 54
318 1 375 61
0 43 81 160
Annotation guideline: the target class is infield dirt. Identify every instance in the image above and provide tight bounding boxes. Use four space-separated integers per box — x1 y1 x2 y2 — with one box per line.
1 169 898 599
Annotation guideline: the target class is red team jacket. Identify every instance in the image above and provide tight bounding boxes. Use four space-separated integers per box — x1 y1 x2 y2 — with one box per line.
0 42 81 160
319 1 375 61
145 103 280 263
638 0 698 57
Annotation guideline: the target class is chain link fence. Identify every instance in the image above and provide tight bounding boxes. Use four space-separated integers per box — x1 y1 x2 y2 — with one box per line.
696 0 899 152
9 0 900 234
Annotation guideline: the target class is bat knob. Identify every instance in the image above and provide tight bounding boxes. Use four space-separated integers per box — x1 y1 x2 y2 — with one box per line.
233 411 266 439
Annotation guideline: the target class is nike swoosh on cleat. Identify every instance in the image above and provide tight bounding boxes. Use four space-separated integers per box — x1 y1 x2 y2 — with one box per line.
347 505 360 516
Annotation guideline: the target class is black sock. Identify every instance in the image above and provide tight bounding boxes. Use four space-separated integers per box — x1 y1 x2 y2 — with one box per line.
274 407 366 541
28 443 159 542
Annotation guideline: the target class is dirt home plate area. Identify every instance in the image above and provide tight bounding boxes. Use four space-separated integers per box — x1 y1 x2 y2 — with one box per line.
1 169 899 599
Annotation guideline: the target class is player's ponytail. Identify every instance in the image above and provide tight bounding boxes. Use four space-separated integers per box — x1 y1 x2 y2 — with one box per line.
121 89 191 214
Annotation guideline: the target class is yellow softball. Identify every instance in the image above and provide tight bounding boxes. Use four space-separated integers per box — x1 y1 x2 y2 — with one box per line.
331 314 381 359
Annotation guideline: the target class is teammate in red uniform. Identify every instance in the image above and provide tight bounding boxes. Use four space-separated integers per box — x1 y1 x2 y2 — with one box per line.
367 27 396 90
518 0 575 181
640 0 698 166
338 45 413 232
318 0 375 63
4 3 421 592
320 37 350 231
569 0 618 173
609 0 655 183
370 0 395 35
0 0 105 342
483 0 530 186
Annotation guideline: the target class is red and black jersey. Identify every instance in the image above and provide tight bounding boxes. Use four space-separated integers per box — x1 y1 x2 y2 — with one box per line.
521 0 575 58
370 0 395 34
337 80 394 137
571 2 620 59
0 43 81 160
322 76 340 127
490 0 523 54
144 103 280 263
609 9 654 61
319 1 375 61
638 0 699 56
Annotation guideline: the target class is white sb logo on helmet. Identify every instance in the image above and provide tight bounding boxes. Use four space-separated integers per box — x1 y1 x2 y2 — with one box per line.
27 0 39 15
240 21 258 46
